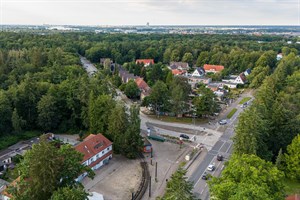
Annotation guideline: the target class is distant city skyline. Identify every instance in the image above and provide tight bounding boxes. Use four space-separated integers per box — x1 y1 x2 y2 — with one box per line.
1 0 300 26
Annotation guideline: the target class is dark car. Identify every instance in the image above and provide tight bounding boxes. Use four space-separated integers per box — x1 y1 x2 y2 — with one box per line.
180 134 190 140
217 154 224 161
202 172 209 180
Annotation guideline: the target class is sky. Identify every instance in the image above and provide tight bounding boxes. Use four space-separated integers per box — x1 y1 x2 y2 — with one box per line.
1 0 300 25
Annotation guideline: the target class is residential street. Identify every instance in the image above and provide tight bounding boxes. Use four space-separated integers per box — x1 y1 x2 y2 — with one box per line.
189 92 253 200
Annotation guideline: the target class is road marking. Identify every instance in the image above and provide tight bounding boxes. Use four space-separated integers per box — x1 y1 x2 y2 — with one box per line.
201 189 204 194
212 161 223 176
215 141 226 152
225 142 233 153
221 165 225 170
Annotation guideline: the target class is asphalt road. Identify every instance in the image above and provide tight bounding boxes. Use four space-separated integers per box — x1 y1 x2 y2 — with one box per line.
189 95 253 200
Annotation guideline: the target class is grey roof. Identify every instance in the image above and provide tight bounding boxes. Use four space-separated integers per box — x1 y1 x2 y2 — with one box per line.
195 67 205 75
170 62 189 69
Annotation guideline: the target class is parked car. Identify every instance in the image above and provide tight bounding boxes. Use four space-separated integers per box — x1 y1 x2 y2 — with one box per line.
218 119 227 125
202 172 209 180
207 164 216 171
217 154 224 161
180 134 190 140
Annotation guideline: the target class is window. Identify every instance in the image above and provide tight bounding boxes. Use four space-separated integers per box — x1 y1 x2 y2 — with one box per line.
107 147 110 151
102 151 104 154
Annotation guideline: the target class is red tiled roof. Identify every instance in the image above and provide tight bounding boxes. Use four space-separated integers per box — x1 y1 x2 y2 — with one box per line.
172 69 186 75
136 59 154 65
286 195 300 200
204 64 224 72
239 72 247 82
75 134 112 162
135 77 150 91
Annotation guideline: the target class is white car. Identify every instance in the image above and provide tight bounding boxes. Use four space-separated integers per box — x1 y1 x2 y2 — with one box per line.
207 164 216 171
218 119 227 125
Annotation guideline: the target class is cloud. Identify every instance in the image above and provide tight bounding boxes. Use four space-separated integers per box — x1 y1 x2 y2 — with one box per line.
1 0 299 25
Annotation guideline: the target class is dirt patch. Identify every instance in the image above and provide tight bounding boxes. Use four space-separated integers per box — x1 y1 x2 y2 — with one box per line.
83 155 142 200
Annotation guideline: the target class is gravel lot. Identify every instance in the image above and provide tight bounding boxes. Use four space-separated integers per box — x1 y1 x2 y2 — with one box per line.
82 155 141 200
142 140 190 200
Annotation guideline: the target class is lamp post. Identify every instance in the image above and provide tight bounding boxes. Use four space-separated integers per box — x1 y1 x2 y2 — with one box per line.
192 108 197 135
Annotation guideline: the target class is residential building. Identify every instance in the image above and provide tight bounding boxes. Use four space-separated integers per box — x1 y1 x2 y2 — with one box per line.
171 69 187 76
135 77 151 100
277 53 283 61
168 62 189 70
187 75 211 88
219 81 238 89
100 58 112 66
75 134 112 182
207 82 222 92
203 64 224 73
191 67 205 77
119 68 138 83
222 73 247 85
244 68 251 76
136 59 154 67
1 177 20 200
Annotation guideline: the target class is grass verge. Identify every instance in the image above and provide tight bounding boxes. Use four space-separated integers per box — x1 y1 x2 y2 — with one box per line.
227 108 237 119
239 97 251 104
146 115 208 125
284 178 300 195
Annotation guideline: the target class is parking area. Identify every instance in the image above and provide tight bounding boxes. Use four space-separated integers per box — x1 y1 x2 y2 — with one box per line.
82 155 141 200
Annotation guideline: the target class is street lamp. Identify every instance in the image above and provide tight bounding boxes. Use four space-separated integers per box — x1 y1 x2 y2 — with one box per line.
192 108 197 135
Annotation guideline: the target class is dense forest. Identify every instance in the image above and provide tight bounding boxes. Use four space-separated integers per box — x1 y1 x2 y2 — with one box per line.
0 32 299 146
0 31 299 199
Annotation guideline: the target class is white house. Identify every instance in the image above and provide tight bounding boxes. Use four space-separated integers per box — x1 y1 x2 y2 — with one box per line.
191 67 205 77
277 53 283 61
75 134 113 182
222 73 247 85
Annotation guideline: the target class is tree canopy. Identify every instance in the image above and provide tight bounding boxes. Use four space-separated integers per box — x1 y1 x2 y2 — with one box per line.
209 154 285 200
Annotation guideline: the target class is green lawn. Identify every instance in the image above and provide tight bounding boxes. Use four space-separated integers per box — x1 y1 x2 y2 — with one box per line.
147 115 208 125
0 131 41 151
239 97 251 104
227 108 237 119
284 178 300 195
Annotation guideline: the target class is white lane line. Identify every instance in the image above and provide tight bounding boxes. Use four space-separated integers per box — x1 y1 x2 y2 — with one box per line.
225 142 233 153
216 141 226 152
212 161 223 176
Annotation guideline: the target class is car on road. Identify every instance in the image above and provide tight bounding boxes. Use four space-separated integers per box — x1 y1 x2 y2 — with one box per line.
218 119 227 125
201 172 209 180
240 103 247 108
180 134 190 140
207 164 216 171
217 154 224 161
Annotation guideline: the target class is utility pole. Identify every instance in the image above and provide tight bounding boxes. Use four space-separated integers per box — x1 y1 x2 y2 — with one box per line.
149 176 151 197
155 162 158 182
